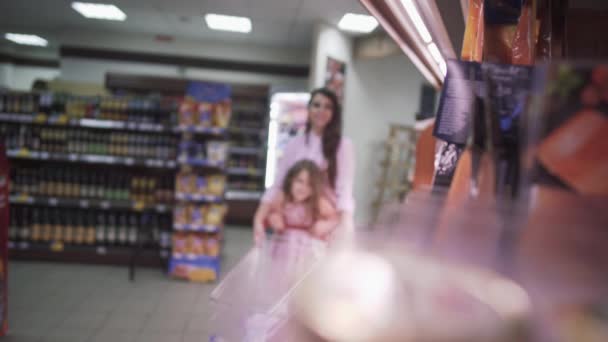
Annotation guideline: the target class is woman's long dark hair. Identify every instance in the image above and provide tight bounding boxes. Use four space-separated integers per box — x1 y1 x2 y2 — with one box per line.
306 87 342 189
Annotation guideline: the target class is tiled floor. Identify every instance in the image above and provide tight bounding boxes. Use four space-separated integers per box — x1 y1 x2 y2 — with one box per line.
6 226 253 342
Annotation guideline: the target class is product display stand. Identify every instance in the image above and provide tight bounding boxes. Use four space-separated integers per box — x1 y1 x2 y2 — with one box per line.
168 82 231 282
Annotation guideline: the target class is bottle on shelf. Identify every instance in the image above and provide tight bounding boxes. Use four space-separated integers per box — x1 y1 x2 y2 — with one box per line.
128 213 138 246
106 212 117 245
96 211 106 245
118 213 128 245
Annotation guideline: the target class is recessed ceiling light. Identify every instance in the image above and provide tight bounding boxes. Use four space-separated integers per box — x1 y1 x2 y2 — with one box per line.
5 33 48 47
205 14 252 33
338 13 378 33
72 2 127 21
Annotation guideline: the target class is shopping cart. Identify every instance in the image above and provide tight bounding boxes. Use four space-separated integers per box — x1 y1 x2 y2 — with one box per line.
208 230 326 341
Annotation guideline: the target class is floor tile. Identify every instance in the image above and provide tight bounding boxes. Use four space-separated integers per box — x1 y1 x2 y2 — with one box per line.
89 330 138 342
39 330 95 342
185 313 210 333
56 312 108 332
182 332 211 342
135 332 183 342
99 312 149 333
141 312 188 333
114 296 160 314
3 332 42 342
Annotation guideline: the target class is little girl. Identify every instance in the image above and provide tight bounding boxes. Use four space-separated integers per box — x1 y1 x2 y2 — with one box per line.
260 159 339 242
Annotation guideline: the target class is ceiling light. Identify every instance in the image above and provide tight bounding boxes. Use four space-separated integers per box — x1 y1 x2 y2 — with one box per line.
205 14 252 33
4 33 48 47
400 0 432 43
72 2 127 21
338 13 378 33
427 42 447 77
427 42 444 65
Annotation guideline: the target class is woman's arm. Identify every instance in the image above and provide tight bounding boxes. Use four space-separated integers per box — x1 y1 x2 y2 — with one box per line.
253 192 286 245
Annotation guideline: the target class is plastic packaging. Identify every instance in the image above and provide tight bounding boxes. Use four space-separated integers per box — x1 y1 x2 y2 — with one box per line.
461 0 485 62
512 0 537 65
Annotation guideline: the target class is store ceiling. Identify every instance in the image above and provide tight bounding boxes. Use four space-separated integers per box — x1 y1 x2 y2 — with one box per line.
0 0 370 49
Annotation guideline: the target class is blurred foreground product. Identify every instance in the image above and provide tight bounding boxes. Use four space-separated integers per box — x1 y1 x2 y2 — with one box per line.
294 239 531 342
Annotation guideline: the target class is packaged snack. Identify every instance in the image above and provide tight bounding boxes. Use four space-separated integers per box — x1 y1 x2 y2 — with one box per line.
174 205 191 226
483 0 523 63
173 233 187 254
176 171 196 194
461 0 485 62
192 205 207 227
197 102 213 128
524 62 608 196
205 235 220 257
511 0 537 65
207 175 226 196
179 100 196 127
196 175 208 196
190 234 205 255
213 100 232 128
206 141 229 164
206 204 227 226
188 267 216 282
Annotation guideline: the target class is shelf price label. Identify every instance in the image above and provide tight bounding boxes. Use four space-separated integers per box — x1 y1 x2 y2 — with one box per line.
50 241 64 252
100 201 111 209
96 246 107 255
34 113 48 123
48 197 59 206
133 201 145 211
17 148 31 158
124 158 135 166
79 199 90 208
68 154 79 161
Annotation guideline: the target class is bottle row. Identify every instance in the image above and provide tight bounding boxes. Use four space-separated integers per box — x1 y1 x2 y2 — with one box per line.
9 206 172 248
0 92 179 126
2 124 177 159
228 155 263 170
11 167 174 203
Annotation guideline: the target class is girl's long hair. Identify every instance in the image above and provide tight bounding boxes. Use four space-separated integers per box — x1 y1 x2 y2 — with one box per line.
282 159 324 222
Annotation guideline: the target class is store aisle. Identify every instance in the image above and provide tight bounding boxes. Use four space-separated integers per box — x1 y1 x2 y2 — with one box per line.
5 226 253 342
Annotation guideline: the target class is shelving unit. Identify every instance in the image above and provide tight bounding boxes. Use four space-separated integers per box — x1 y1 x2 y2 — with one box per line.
1 92 177 266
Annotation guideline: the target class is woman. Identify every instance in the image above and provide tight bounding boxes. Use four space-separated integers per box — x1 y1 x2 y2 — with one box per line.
254 88 355 243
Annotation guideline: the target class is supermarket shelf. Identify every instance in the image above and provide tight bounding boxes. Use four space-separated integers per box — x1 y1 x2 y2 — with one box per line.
7 149 177 169
9 194 171 213
229 146 264 156
174 125 227 136
171 253 219 262
173 223 222 233
0 113 173 133
177 156 225 169
227 167 264 177
8 241 170 267
227 126 264 135
175 193 223 203
225 190 263 201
